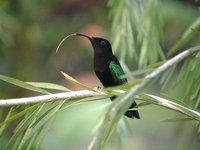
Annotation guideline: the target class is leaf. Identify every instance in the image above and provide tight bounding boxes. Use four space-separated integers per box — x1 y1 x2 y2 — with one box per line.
161 117 194 122
160 65 176 89
142 94 200 121
22 101 65 143
168 17 200 56
191 28 200 35
147 60 166 68
0 103 43 127
122 68 154 78
0 74 50 94
105 78 143 91
26 82 70 92
26 127 42 150
11 101 63 150
137 101 152 107
6 104 45 150
0 107 13 136
61 71 95 91
59 96 108 112
34 118 54 150
89 88 137 150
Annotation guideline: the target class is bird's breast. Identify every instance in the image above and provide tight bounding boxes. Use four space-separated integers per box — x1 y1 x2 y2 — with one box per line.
95 69 115 87
93 54 111 72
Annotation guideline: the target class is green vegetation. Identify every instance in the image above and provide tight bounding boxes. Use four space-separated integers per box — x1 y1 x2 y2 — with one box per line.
0 0 200 150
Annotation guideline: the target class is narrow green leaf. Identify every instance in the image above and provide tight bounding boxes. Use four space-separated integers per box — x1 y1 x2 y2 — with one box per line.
143 94 200 121
8 101 65 149
34 118 55 150
26 82 70 92
17 122 35 150
160 65 176 89
191 28 200 35
137 101 152 107
59 96 108 112
89 88 137 150
122 68 154 78
147 60 166 68
26 128 41 150
105 78 143 91
0 103 43 127
161 117 194 122
0 107 13 136
27 101 65 140
61 71 95 91
6 104 45 149
168 17 200 56
0 74 50 94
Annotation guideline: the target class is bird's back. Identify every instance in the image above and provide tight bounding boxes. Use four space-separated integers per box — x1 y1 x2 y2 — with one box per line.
95 55 126 87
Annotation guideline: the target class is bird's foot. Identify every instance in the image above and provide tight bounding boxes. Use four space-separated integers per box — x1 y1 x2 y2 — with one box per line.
93 86 103 92
94 86 103 91
97 86 102 90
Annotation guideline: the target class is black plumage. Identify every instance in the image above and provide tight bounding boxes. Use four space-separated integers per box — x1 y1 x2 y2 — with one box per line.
70 33 140 119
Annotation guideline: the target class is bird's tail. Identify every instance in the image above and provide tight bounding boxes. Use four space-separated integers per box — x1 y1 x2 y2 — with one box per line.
110 97 140 119
125 101 140 119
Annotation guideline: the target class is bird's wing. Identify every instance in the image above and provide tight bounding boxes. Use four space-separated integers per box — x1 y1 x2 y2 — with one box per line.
109 60 127 85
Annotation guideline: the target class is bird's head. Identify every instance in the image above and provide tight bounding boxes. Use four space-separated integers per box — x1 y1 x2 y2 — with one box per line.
55 32 114 71
75 33 113 55
56 32 113 56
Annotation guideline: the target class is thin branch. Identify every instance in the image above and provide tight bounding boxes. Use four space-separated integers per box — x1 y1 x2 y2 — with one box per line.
0 90 107 106
1 89 200 121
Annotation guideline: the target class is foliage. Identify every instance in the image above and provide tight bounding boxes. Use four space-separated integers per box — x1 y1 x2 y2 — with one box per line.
109 0 165 67
0 0 200 150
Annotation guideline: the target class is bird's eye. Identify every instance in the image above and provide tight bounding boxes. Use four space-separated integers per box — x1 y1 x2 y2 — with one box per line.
100 40 106 46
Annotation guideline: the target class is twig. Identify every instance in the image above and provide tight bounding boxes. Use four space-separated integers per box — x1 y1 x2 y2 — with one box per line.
0 90 107 106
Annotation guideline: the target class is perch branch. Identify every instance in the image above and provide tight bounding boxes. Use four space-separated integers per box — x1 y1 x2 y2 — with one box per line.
0 90 107 106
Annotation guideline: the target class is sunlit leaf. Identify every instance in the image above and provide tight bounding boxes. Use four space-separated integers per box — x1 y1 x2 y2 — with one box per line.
61 71 94 91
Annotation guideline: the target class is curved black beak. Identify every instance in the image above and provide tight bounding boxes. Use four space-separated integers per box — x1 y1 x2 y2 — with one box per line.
56 32 93 53
75 32 93 40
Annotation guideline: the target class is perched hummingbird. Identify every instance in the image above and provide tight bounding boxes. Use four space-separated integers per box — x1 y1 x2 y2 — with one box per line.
59 32 140 119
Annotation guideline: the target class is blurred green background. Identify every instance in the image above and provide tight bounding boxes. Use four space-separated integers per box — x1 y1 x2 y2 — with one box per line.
0 0 200 150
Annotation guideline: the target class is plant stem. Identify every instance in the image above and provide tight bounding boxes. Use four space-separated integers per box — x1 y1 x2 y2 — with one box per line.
0 90 107 106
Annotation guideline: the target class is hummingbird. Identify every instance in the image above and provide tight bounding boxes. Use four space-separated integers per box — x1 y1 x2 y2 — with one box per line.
58 32 140 119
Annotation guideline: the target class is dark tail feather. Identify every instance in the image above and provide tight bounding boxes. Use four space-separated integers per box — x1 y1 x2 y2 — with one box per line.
124 101 140 119
110 97 140 119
